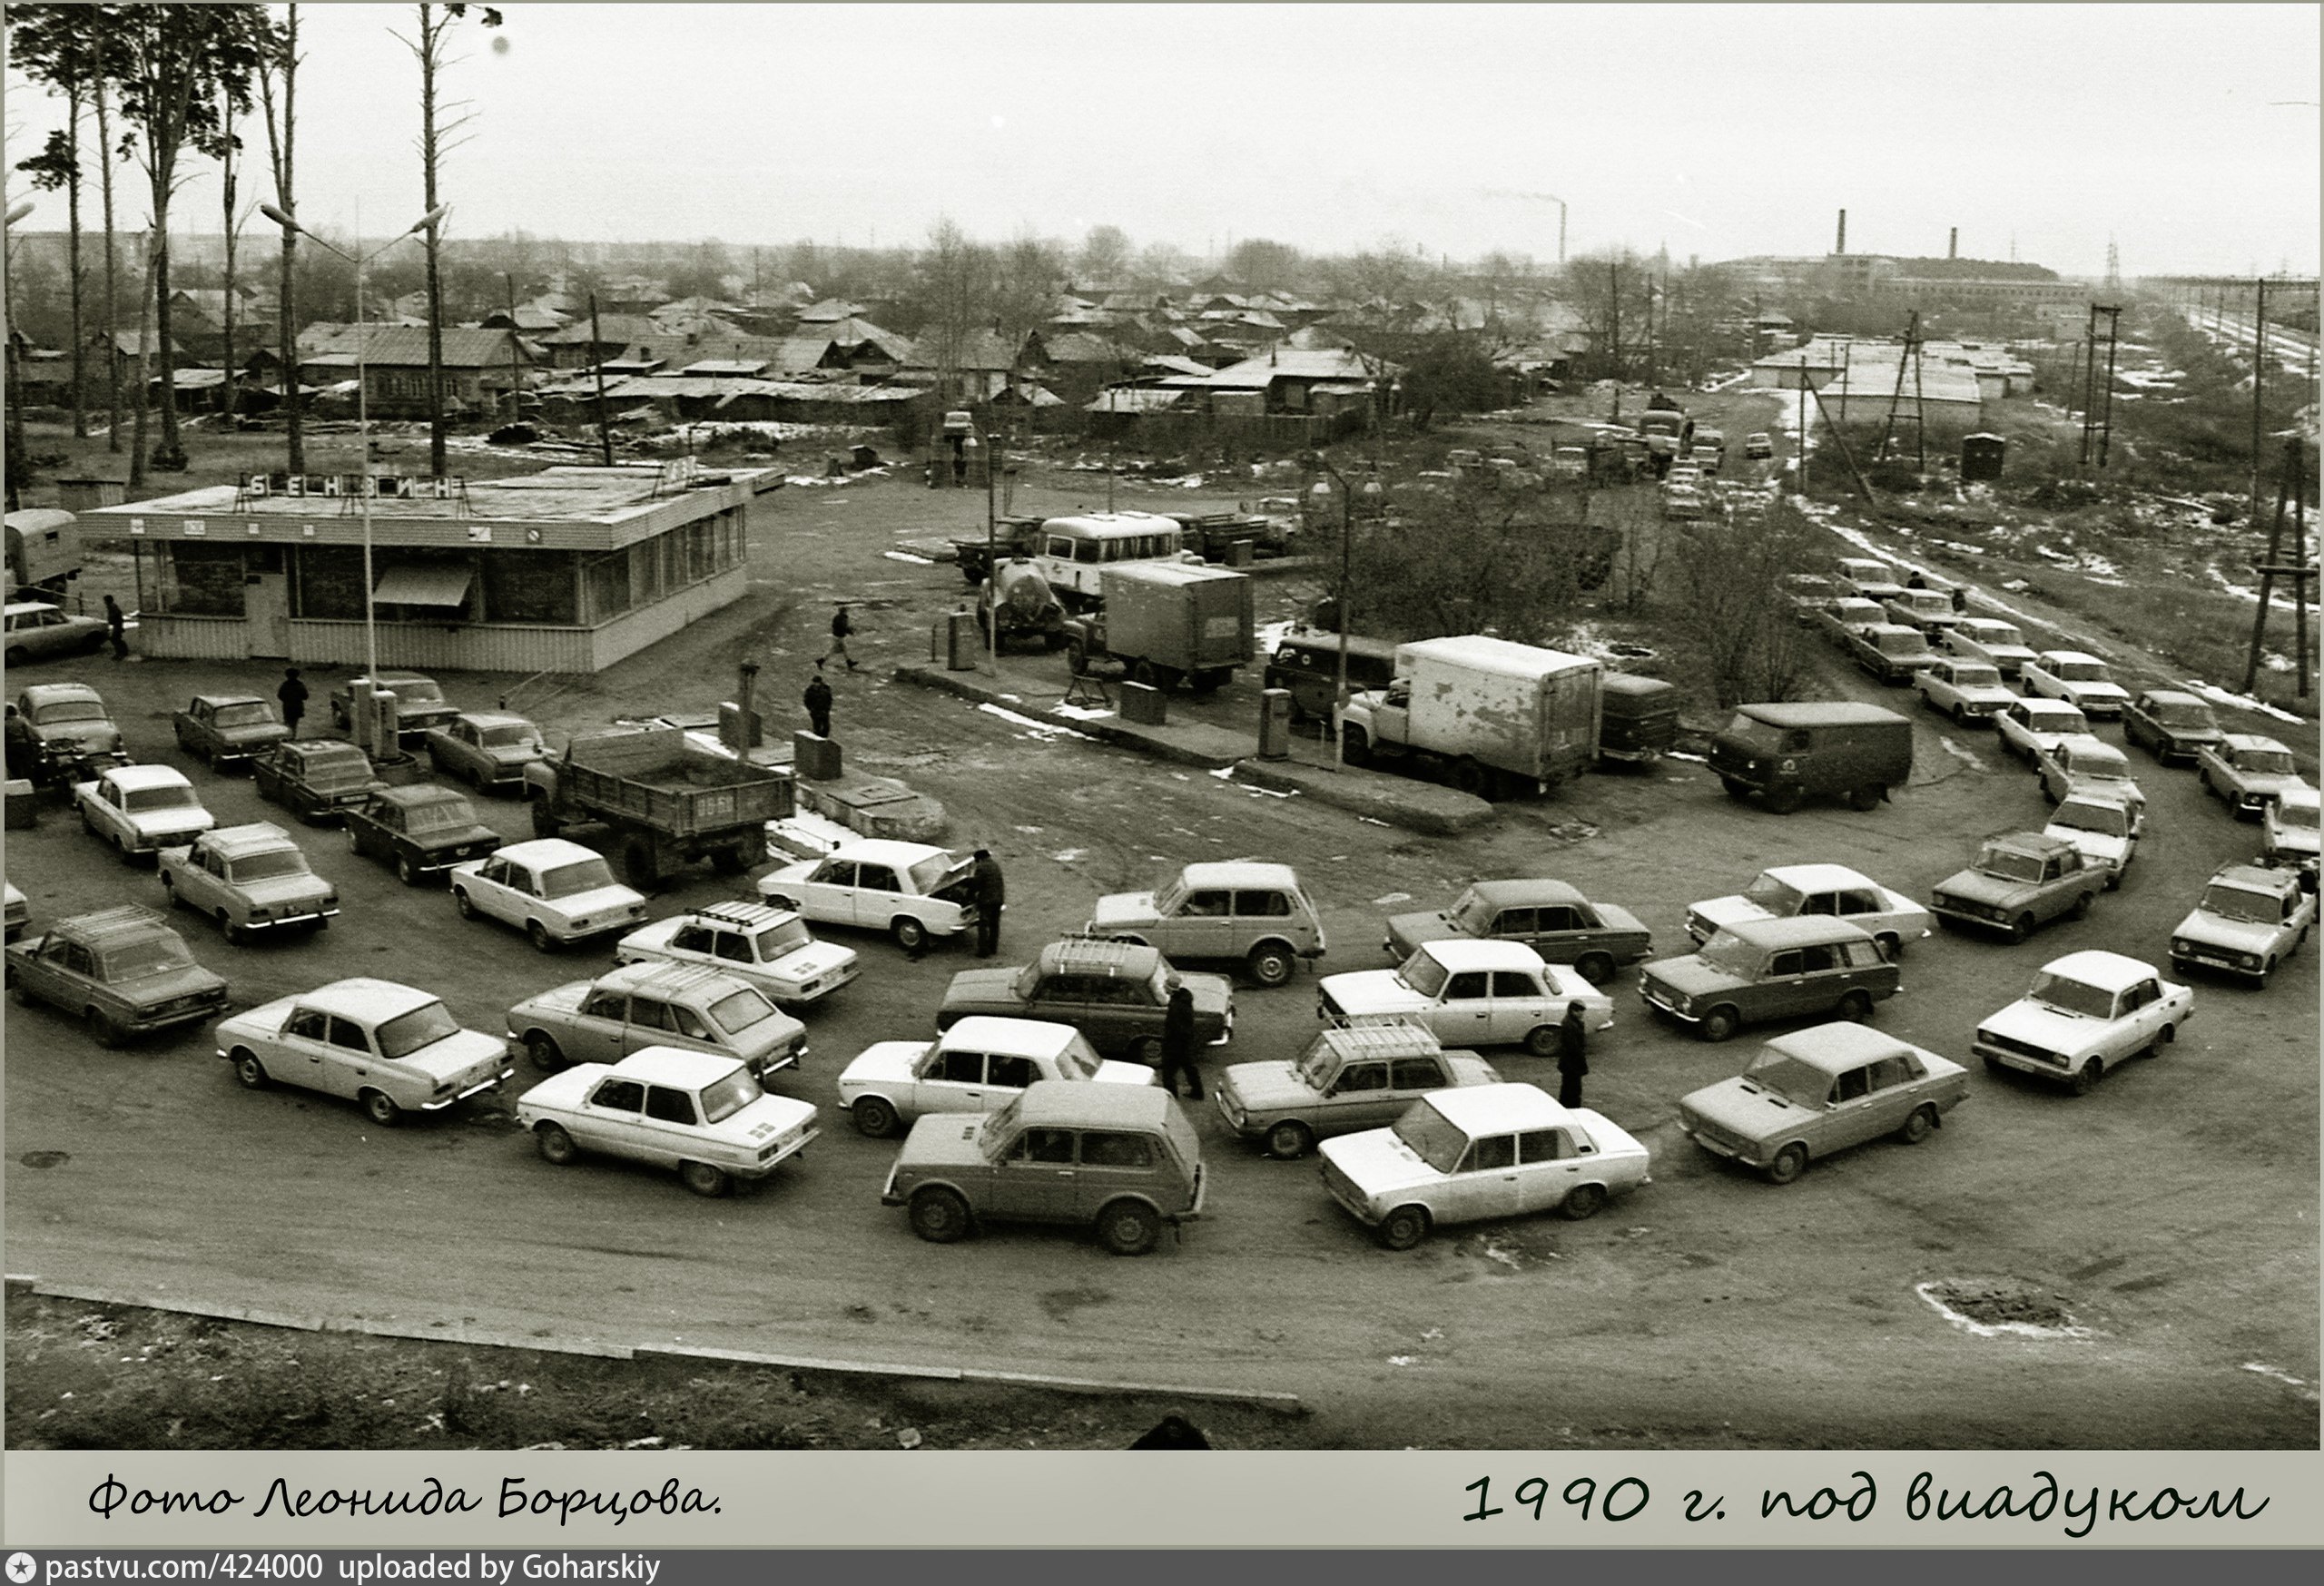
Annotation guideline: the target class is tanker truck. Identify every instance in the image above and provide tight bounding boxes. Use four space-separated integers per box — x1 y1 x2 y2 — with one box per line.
975 557 1069 652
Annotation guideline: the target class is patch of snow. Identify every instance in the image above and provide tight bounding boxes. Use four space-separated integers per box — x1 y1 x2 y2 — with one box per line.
1050 704 1115 721
2206 565 2316 610
2179 679 2305 724
1937 737 1991 773
1255 618 1295 655
976 702 1095 742
1049 848 1086 863
1666 750 1708 763
1935 539 1988 557
1915 1282 2094 1342
881 550 935 566
1207 765 1236 780
2242 1363 2313 1393
1372 892 1413 905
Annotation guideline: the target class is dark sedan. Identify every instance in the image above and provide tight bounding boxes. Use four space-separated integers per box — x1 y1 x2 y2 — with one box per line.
251 738 383 824
343 784 504 886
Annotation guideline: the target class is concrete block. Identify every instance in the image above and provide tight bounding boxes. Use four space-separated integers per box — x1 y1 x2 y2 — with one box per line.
5 778 37 829
793 731 842 781
1119 680 1167 726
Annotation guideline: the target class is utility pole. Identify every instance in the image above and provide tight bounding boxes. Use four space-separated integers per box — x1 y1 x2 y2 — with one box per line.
2078 302 2100 467
589 292 613 466
2242 436 2311 697
2249 278 2267 539
505 272 522 423
1607 258 1622 423
2094 306 2122 468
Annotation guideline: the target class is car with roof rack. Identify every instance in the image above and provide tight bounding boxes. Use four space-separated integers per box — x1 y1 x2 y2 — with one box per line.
1084 861 1325 988
252 738 386 824
2168 863 2315 985
342 783 503 886
517 1046 819 1199
2020 650 2130 720
1687 863 1930 960
617 900 859 1008
506 958 807 1079
938 938 1233 1060
158 823 339 943
423 711 548 793
1929 832 2105 941
172 694 289 770
4 904 229 1047
757 838 980 954
1383 878 1651 984
1678 1023 1967 1185
75 764 214 862
216 976 514 1127
1944 617 2038 680
2120 689 2225 764
1319 938 1611 1056
2196 734 2310 817
1640 916 1899 1044
838 1015 1153 1138
448 837 648 951
1214 1020 1501 1160
1972 951 2191 1094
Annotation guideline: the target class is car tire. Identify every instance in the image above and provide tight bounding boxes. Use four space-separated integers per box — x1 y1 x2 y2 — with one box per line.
1265 1119 1314 1161
1875 933 1902 962
1720 776 1748 800
1560 1182 1608 1221
2070 1059 2103 1096
396 853 419 887
1766 1144 1808 1185
1699 1006 1740 1043
2069 892 2093 921
1982 1053 2005 1075
525 1032 564 1072
527 918 555 953
679 1160 731 1198
1762 784 1803 815
344 824 363 853
360 1089 403 1128
2008 911 2037 944
1837 990 1874 1023
1376 1206 1430 1251
852 1096 900 1139
231 1049 268 1089
1340 729 1372 768
1246 944 1295 989
1898 1105 1937 1145
909 1186 971 1244
1522 1022 1559 1058
218 910 244 947
710 843 750 876
891 917 928 953
1095 1198 1163 1257
1848 783 1883 813
534 1123 577 1166
83 1006 123 1049
1128 1035 1165 1066
2153 1022 2177 1053
2105 869 2121 892
3 645 27 668
763 893 800 913
1574 951 1616 985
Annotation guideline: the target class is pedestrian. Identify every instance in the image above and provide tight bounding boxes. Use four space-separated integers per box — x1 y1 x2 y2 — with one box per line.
822 603 860 671
970 847 1006 958
103 595 128 660
1557 1001 1590 1109
1157 984 1203 1099
276 667 309 738
1950 585 1969 615
803 670 834 740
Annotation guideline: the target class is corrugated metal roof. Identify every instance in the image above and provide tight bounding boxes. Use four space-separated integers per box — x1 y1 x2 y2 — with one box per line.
1084 387 1187 413
303 325 532 369
681 360 769 377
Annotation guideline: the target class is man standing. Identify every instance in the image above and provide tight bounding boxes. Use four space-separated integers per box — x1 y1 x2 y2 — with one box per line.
1557 1000 1589 1108
277 667 310 738
803 669 834 740
1157 984 1202 1100
970 847 1005 958
823 603 860 672
103 595 128 660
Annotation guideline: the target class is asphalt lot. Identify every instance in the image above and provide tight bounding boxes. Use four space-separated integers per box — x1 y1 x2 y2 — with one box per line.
5 462 2317 1449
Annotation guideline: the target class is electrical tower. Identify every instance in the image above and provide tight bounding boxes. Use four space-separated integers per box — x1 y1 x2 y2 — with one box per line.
2104 239 2121 293
2078 302 2123 468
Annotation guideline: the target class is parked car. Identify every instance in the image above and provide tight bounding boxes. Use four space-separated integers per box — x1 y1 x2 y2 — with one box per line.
1263 630 1401 724
1318 1082 1649 1248
1913 658 2016 724
2034 734 2148 830
937 939 1233 1060
158 823 340 943
4 903 229 1046
1319 939 1611 1055
1383 879 1651 984
423 711 547 793
1845 623 1942 686
4 880 26 943
1782 575 1839 625
1709 701 1913 814
1678 1023 1968 1184
2041 791 2139 888
11 682 127 784
2196 734 2309 817
1944 617 2039 679
2263 783 2319 885
1972 950 2192 1094
1883 587 1964 639
757 839 980 954
1743 431 1775 459
515 1046 819 1198
1640 916 1899 1043
1996 696 2092 764
1659 487 1706 521
216 977 514 1126
2 598 109 665
506 958 807 1079
1085 862 1326 987
1835 557 1906 602
1548 446 1589 478
1929 832 2106 941
1813 596 1889 644
1214 1020 1500 1160
342 784 503 887
2168 862 2316 984
838 1015 1153 1138
2020 650 2130 720
252 738 384 824
1686 863 1931 960
327 673 461 742
2120 689 2226 764
880 1081 1205 1256
171 694 290 770
75 764 214 862
616 900 860 1009
448 837 649 951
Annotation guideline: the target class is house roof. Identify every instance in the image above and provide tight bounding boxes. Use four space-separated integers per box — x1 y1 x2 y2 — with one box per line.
537 314 665 348
907 328 1019 373
793 298 867 323
1042 330 1137 366
817 319 914 361
1083 387 1187 414
769 337 842 372
302 325 531 369
1173 348 1399 389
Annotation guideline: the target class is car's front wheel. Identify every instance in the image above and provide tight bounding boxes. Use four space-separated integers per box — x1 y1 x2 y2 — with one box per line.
1766 1144 1808 1185
1699 1006 1740 1043
1095 1198 1163 1256
453 888 477 920
534 1123 577 1166
2070 1059 2103 1096
1376 1205 1430 1251
231 1049 268 1089
360 1089 403 1128
1265 1119 1314 1161
851 1096 900 1138
525 1032 563 1072
344 823 363 853
679 1160 732 1198
908 1186 971 1243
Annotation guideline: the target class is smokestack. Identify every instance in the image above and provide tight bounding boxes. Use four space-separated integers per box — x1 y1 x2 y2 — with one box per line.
1836 209 1847 255
1948 227 1958 260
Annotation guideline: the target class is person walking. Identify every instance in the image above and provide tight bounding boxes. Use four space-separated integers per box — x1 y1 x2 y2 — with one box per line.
803 669 834 740
103 595 128 660
970 847 1005 958
276 667 310 738
1556 1000 1590 1109
822 603 860 672
1157 984 1203 1100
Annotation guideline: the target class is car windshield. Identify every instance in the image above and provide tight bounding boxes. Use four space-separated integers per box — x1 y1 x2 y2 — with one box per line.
1293 1039 1340 1088
1743 873 1807 913
907 853 958 895
2055 660 2108 682
100 935 195 980
2027 706 2084 732
2154 703 2213 728
1741 1050 1833 1108
1390 1101 1470 1175
1151 876 1189 915
1721 714 1786 751
229 850 310 882
754 918 812 958
403 798 478 833
698 1067 763 1124
539 858 615 900
1976 847 2045 883
376 1000 459 1059
2238 750 2297 775
1876 632 1927 655
303 750 372 789
2200 882 2277 922
1397 951 1450 999
2029 972 2113 1019
708 986 777 1036
213 703 273 726
2053 801 2128 837
1953 665 2002 687
478 724 540 749
1696 930 1759 976
34 701 104 724
1447 889 1495 932
1978 625 2025 647
123 785 197 813
980 1096 1027 1159
389 679 444 703
2281 802 2319 831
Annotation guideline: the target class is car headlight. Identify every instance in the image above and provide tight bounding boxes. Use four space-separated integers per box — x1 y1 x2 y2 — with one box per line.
2239 952 2262 970
2171 939 2193 957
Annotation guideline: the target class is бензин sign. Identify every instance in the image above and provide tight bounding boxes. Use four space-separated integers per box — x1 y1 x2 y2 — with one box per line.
240 473 462 500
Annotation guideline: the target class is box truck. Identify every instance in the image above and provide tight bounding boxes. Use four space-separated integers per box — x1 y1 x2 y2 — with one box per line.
1063 561 1256 694
1336 635 1604 800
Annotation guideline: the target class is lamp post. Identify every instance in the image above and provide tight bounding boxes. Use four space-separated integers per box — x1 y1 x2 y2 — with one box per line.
259 202 448 704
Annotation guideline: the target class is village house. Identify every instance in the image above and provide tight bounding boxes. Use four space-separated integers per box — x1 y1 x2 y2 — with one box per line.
295 325 537 420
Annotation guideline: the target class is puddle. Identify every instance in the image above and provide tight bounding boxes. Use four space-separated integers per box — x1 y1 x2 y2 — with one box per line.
18 1151 69 1169
1039 1286 1110 1323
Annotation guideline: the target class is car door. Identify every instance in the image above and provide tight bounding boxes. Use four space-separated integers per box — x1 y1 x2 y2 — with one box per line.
1860 1053 1922 1138
800 859 854 925
559 987 633 1066
2114 980 2164 1057
638 1083 704 1170
1515 1126 1589 1214
84 778 123 843
1493 905 1540 951
1490 970 1549 1043
1820 1062 1889 1153
21 936 71 1008
1321 1059 1395 1131
1074 1128 1168 1221
989 1124 1077 1219
914 1045 990 1114
850 861 901 931
1794 942 1855 1017
632 995 717 1059
571 1075 647 1156
1168 888 1236 961
1079 975 1151 1053
1451 1131 1526 1221
275 1005 336 1093
1431 970 1496 1043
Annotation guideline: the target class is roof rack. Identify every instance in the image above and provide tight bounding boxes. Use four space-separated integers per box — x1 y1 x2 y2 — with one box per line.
51 904 177 946
695 900 785 931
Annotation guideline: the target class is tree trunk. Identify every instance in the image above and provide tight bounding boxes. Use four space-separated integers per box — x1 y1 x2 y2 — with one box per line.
96 75 121 453
219 87 239 426
130 228 155 488
152 166 186 471
66 90 88 439
419 5 447 474
264 3 303 472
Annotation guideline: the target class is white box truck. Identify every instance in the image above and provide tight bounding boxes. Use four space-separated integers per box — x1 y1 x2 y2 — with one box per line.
1063 561 1256 694
1335 635 1603 800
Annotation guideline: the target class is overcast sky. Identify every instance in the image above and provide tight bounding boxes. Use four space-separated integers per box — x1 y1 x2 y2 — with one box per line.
6 3 2318 278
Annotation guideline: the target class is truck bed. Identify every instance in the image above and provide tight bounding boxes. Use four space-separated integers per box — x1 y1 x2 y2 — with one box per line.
556 730 793 837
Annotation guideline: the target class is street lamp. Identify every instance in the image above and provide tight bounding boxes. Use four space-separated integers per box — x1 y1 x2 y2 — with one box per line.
258 202 448 715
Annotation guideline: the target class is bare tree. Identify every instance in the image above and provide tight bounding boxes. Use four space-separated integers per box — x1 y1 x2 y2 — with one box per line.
395 2 500 474
904 217 995 406
1665 496 1819 707
1074 223 1131 286
255 2 302 469
10 5 103 438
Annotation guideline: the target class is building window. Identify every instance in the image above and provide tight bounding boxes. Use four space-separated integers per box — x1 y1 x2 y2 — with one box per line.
480 549 578 625
584 550 632 622
630 538 665 604
292 546 369 621
155 542 249 616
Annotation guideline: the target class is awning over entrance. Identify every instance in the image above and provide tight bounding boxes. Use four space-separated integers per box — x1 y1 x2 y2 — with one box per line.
371 565 474 606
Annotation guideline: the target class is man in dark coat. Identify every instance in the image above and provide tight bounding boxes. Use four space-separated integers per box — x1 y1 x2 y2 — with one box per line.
803 671 834 739
970 848 1005 958
1557 1000 1589 1108
276 667 310 738
103 595 128 660
1157 984 1202 1099
822 604 860 671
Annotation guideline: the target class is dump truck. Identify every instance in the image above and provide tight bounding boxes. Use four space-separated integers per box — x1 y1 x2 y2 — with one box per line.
523 726 794 890
975 557 1068 652
1062 561 1256 694
1163 508 1296 563
950 514 1045 586
1336 635 1604 801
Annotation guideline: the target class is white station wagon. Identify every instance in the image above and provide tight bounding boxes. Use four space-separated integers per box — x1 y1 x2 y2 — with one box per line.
1996 697 2092 765
449 837 649 951
2020 650 2130 720
1686 863 1932 960
76 764 215 861
616 900 860 1007
1318 1082 1650 1248
1944 618 2039 679
758 839 980 953
1318 939 1612 1056
217 977 514 1127
1972 950 2193 1095
837 1015 1154 1138
515 1045 819 1198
